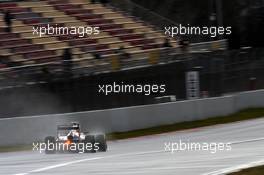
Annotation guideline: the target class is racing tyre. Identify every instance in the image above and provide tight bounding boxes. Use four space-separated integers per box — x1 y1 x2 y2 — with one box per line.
84 135 96 153
95 134 107 152
44 136 56 154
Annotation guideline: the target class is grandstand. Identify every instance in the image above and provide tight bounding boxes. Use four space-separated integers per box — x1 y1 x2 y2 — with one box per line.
0 0 178 74
3 0 261 118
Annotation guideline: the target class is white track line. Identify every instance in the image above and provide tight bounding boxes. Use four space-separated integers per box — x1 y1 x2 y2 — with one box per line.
202 159 264 175
202 138 264 175
14 157 103 175
14 137 264 175
230 137 264 145
14 150 164 175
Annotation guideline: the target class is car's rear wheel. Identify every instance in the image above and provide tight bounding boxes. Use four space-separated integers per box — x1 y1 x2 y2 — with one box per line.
44 136 56 154
84 135 96 153
95 134 107 152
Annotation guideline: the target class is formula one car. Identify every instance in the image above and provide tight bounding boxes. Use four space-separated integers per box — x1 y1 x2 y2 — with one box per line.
44 122 107 154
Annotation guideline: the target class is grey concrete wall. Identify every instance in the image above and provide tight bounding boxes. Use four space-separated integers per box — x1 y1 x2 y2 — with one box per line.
234 90 264 110
0 90 264 146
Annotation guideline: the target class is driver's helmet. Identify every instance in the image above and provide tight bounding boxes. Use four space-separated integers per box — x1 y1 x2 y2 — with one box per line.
72 122 80 131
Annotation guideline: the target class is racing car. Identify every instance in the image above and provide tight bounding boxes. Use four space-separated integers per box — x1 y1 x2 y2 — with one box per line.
44 122 107 154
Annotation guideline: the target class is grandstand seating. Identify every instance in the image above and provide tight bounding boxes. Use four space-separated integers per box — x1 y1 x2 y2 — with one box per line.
0 0 177 70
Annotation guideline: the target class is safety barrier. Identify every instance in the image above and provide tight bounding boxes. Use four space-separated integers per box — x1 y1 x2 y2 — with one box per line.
0 89 263 146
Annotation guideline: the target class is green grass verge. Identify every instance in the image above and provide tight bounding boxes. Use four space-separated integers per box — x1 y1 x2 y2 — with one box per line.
1 108 264 153
228 165 264 175
0 145 32 153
